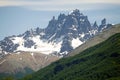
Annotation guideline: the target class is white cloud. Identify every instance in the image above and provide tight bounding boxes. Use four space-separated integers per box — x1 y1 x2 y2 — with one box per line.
0 0 119 11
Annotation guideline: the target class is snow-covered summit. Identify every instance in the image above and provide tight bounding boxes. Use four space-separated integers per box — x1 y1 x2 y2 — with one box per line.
0 9 112 57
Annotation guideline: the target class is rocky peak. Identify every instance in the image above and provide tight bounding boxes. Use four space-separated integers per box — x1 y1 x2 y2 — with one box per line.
93 21 98 29
93 21 98 26
58 13 66 23
0 37 19 52
0 9 113 57
98 18 111 32
23 29 34 38
70 9 83 16
47 16 57 27
52 16 56 21
101 18 106 26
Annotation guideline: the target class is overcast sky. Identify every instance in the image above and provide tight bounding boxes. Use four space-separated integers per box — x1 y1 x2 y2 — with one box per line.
0 0 120 10
0 0 120 40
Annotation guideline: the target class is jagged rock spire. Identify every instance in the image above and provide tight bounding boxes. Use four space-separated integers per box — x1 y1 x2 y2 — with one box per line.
0 9 112 56
101 18 106 25
93 21 98 28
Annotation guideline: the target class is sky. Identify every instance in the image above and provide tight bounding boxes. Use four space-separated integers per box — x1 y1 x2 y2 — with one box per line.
0 0 120 40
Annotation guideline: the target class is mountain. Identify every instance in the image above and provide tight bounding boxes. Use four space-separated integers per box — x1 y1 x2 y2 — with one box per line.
20 29 120 80
0 9 112 57
0 9 113 78
67 24 120 57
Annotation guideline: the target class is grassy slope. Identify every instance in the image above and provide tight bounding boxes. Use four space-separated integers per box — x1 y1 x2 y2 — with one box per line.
21 33 120 80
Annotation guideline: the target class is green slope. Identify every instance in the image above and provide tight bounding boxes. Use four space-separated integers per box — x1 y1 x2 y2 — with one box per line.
21 33 120 80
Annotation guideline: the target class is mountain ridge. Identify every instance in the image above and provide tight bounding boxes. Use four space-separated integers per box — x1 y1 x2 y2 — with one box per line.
0 9 112 57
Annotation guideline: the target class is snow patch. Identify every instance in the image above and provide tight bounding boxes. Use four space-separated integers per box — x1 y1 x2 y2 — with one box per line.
69 10 74 15
16 36 62 55
4 51 8 55
59 51 68 57
31 53 34 56
69 25 77 31
49 33 56 40
12 37 24 44
89 30 98 35
72 38 83 49
72 25 77 31
60 51 68 55
63 19 66 24
80 33 85 38
80 19 85 22
16 52 21 54
101 26 107 31
68 33 73 35
40 32 45 36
